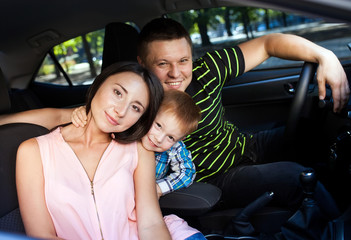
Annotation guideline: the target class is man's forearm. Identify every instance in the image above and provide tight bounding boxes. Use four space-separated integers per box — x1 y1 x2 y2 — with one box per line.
0 107 74 129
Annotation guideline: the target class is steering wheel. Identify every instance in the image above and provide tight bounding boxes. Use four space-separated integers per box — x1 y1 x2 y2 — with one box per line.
284 62 318 143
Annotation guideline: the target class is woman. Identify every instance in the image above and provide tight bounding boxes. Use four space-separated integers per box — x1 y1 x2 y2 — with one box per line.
16 62 200 240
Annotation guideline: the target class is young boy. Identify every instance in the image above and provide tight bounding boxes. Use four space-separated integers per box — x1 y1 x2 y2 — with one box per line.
72 90 201 198
141 89 201 198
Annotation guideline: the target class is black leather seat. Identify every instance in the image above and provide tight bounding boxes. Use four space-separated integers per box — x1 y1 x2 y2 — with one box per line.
101 22 139 70
0 67 50 233
159 182 222 217
0 123 49 233
0 68 11 115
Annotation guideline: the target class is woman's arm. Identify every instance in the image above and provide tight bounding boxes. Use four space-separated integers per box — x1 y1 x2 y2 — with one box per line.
0 108 74 129
134 142 171 240
16 138 62 239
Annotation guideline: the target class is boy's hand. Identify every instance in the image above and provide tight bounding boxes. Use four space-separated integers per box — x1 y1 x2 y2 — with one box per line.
156 184 163 199
71 106 87 127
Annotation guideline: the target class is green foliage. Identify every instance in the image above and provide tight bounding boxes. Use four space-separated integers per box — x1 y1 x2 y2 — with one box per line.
38 63 54 76
50 28 105 73
168 6 289 44
168 11 197 34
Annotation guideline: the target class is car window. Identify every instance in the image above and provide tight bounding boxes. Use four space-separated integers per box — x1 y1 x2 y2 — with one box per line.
35 21 140 87
167 7 351 70
34 28 105 86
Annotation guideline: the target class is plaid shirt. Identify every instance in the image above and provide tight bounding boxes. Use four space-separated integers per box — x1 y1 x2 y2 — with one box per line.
155 141 196 195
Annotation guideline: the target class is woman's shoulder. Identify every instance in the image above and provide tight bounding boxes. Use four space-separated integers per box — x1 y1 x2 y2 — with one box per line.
136 141 154 161
136 141 149 154
17 137 41 168
18 128 61 155
18 137 39 151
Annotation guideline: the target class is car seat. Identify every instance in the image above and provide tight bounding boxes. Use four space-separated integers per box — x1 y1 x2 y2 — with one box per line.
101 22 139 70
0 67 49 233
0 123 49 233
0 68 11 115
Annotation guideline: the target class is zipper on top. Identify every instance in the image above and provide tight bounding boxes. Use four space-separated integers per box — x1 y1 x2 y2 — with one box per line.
91 180 104 240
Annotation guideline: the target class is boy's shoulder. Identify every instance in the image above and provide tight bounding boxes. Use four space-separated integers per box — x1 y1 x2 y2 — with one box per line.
155 141 188 159
171 140 186 151
168 140 189 156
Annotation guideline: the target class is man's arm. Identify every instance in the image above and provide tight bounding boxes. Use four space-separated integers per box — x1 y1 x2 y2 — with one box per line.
238 33 350 113
0 108 74 129
156 141 196 196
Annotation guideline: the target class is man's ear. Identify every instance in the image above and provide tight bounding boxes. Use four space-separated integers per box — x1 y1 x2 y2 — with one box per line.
137 56 143 66
176 136 186 142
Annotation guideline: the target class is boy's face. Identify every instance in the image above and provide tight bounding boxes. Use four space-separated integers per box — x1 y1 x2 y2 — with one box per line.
141 110 185 152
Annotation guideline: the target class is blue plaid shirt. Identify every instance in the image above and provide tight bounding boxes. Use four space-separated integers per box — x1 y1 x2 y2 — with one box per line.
155 141 196 195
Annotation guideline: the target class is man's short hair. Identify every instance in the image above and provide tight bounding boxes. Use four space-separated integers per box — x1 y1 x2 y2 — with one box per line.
137 18 192 62
159 89 201 138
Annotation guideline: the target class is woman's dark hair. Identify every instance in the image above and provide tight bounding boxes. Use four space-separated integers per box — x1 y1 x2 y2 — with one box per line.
85 61 164 143
137 17 192 62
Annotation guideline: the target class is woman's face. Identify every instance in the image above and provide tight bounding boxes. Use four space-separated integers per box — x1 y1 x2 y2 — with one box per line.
91 71 150 133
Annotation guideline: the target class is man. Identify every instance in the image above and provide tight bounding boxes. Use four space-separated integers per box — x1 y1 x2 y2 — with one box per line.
136 18 349 217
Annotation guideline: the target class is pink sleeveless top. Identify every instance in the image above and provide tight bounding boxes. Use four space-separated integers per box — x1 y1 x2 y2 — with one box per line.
36 128 199 240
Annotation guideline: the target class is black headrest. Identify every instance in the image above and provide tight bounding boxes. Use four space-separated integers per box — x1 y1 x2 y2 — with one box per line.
101 22 139 71
0 67 11 114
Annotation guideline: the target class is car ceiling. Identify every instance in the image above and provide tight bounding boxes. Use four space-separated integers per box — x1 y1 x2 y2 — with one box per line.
0 0 350 89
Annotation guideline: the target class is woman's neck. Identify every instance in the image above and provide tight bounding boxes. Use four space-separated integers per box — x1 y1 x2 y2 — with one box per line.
62 116 111 146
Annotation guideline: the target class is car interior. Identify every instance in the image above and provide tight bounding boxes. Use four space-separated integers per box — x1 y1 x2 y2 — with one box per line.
1 0 351 239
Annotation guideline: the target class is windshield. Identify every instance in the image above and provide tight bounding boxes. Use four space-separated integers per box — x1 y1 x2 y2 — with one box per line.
167 7 351 70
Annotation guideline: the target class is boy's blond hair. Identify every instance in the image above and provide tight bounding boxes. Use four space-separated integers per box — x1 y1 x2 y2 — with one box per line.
159 90 201 139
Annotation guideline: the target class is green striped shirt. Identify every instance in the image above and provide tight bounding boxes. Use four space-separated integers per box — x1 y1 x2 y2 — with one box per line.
184 46 251 182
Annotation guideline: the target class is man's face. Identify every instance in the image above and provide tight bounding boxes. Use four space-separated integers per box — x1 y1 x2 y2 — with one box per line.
141 38 193 92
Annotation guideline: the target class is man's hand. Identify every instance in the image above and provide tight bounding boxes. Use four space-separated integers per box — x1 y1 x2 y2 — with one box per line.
316 50 350 113
239 33 350 113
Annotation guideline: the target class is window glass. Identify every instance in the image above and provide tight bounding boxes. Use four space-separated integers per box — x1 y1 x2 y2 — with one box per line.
35 28 105 86
168 7 351 70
